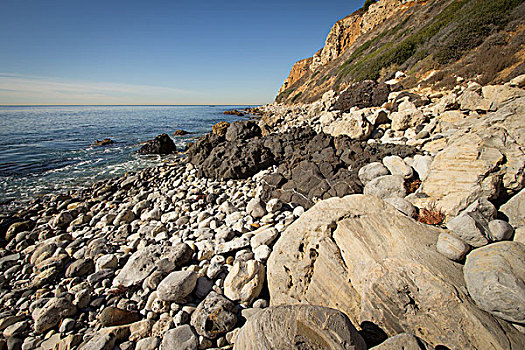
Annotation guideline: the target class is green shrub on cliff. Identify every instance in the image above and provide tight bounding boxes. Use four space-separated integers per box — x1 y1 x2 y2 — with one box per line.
339 0 524 81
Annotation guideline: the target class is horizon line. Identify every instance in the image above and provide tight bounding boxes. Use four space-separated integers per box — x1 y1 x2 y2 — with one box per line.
0 103 263 107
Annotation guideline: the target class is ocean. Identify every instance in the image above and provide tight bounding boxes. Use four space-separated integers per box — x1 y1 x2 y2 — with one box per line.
0 105 251 213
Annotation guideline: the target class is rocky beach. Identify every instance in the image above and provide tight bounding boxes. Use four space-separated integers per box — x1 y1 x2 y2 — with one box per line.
1 0 525 349
1 74 524 350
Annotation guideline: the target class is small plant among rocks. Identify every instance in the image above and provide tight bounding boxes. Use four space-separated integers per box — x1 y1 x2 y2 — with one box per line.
405 178 422 194
416 202 445 226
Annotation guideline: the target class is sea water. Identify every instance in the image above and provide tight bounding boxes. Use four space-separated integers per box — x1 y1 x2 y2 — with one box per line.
0 105 250 213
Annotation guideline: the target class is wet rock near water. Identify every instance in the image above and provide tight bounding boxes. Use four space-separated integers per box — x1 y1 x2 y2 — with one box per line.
138 133 177 154
94 139 114 146
223 109 245 117
173 129 190 136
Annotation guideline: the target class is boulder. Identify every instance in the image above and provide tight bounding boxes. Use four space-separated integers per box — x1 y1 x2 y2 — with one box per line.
358 162 390 185
488 220 514 241
32 297 77 333
458 90 493 112
363 175 406 199
366 109 390 127
173 129 189 136
224 109 245 116
390 101 425 131
136 337 160 350
138 134 176 154
65 259 95 278
250 226 279 249
190 292 238 339
53 211 74 229
225 121 261 142
114 209 135 226
194 138 273 180
113 245 186 288
382 156 413 179
411 155 433 180
334 80 390 111
246 198 267 219
510 74 525 87
224 260 265 305
5 220 34 242
446 212 489 247
267 195 525 349
324 112 373 141
464 241 525 323
160 325 198 350
412 98 525 217
234 305 366 350
156 271 198 302
500 188 525 228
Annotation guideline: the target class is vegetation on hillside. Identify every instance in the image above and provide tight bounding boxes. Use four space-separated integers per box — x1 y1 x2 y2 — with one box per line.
339 0 524 82
276 0 525 103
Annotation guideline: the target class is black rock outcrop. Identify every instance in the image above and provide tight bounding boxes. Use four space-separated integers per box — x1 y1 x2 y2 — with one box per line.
138 134 177 155
334 80 390 112
187 121 418 209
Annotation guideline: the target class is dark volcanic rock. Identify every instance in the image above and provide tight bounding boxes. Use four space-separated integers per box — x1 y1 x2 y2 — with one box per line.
138 134 176 155
225 121 261 142
334 80 390 111
199 139 274 180
188 125 418 209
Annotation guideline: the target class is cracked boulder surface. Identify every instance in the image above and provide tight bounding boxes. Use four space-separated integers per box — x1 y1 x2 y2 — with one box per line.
267 194 525 349
234 305 366 350
187 122 418 209
411 97 525 217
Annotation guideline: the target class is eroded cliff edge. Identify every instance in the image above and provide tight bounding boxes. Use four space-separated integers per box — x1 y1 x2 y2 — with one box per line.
277 0 525 104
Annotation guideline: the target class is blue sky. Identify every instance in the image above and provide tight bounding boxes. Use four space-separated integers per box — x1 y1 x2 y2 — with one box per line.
0 0 363 105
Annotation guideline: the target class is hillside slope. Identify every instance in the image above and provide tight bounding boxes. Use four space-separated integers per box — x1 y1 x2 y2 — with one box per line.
276 0 525 104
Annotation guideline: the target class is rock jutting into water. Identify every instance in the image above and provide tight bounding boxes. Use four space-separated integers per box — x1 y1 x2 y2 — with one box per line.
138 133 177 155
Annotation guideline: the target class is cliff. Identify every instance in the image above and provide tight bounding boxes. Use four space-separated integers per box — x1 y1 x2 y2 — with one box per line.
276 0 525 104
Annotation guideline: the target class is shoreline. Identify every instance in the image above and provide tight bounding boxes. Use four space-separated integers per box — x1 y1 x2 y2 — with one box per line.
0 106 258 217
1 79 524 349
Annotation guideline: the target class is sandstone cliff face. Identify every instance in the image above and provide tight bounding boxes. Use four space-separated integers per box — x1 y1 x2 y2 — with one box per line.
281 0 423 95
276 0 525 104
278 57 313 95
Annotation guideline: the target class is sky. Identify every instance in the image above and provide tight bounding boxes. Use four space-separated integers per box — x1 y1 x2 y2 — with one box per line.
0 0 364 105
